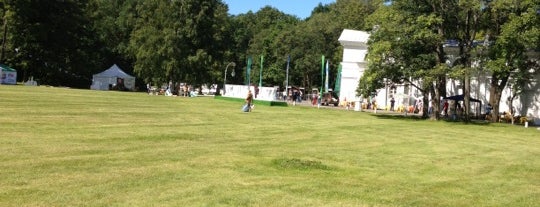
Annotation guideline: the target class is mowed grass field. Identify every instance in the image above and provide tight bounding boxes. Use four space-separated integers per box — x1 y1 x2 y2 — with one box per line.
0 85 538 207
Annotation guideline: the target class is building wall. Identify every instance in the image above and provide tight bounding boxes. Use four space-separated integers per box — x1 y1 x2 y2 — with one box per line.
339 62 366 102
342 46 368 63
448 72 540 122
338 29 370 103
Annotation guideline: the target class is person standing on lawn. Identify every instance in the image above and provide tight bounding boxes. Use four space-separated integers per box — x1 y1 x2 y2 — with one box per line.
245 90 254 112
390 97 395 111
443 100 449 117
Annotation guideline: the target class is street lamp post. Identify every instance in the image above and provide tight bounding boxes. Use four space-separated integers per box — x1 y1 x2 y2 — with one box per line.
224 62 236 95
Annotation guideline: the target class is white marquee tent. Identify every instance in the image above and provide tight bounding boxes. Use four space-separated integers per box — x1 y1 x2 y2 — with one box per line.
90 64 135 90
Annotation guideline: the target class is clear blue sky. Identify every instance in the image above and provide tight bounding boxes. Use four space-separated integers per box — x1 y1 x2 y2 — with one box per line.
223 0 336 19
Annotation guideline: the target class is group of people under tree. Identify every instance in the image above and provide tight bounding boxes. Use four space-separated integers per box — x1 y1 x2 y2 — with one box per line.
441 99 464 120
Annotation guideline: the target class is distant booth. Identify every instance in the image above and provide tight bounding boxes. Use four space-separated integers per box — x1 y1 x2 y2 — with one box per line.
91 64 136 91
0 64 17 85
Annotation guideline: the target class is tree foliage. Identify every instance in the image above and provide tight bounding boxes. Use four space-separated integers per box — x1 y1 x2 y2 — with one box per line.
125 0 229 86
360 0 539 121
482 0 540 121
0 0 378 91
4 0 101 88
360 1 445 118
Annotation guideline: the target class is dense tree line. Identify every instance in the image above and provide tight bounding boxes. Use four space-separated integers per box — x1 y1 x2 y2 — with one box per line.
1 0 100 88
0 0 378 91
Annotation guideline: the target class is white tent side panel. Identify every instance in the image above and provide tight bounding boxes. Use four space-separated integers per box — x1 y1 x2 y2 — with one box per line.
1 70 17 85
91 75 135 90
90 75 112 90
123 77 135 90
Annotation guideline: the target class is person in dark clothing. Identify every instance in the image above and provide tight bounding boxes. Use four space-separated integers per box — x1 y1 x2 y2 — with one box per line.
390 97 395 111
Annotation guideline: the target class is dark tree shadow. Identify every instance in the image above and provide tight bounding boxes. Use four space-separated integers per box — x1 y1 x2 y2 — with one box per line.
369 113 491 125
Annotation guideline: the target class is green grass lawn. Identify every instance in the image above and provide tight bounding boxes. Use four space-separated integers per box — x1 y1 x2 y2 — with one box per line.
0 85 538 207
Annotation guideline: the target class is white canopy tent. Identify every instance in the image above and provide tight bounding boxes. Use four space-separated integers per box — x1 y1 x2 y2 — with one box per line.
91 64 135 91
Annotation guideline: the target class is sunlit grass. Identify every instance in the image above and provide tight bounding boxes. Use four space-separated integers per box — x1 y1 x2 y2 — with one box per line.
0 85 538 206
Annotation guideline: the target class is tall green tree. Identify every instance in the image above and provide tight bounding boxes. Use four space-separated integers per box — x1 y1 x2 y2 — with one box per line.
127 0 229 87
229 1 377 91
6 0 100 88
268 0 376 91
483 0 540 122
329 0 375 31
87 0 138 70
0 0 10 62
239 6 299 87
360 1 446 119
286 12 339 89
444 0 485 122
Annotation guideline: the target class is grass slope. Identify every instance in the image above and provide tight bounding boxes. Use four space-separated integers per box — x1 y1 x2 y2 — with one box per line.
0 85 538 206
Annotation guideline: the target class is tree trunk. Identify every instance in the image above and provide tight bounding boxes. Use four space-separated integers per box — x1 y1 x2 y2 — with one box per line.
429 84 438 120
1 17 7 62
489 76 507 123
464 72 471 122
422 93 429 119
430 22 447 121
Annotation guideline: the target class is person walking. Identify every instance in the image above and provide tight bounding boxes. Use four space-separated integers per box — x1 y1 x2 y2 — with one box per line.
244 90 254 112
292 89 298 106
312 93 318 106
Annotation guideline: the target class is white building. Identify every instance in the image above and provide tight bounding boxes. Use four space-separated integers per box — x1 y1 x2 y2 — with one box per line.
337 29 540 125
337 29 370 103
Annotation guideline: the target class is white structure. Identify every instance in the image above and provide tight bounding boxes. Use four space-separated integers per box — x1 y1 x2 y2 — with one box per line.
24 76 38 86
223 84 279 101
337 29 539 124
91 64 136 91
454 73 540 124
337 29 370 103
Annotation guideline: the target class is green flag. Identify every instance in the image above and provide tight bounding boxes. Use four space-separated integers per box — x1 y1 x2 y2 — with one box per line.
335 64 342 97
259 55 263 87
246 56 252 86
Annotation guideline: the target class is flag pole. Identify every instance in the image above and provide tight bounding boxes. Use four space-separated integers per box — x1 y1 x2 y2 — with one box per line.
320 55 325 103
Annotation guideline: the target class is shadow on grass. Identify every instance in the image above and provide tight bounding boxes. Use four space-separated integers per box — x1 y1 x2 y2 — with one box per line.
441 118 492 126
369 113 492 126
368 113 425 121
272 158 333 171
